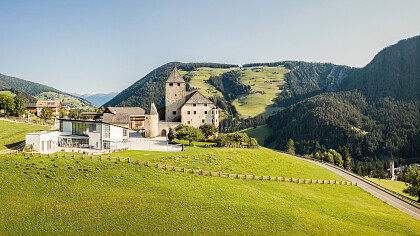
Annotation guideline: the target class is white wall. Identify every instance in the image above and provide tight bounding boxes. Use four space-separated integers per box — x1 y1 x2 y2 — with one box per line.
89 132 102 149
181 103 219 128
25 131 60 153
109 125 127 140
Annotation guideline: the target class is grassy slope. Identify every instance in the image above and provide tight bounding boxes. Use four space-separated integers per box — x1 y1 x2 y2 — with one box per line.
367 177 416 201
232 66 287 117
35 92 96 110
0 120 50 150
0 90 16 97
240 125 272 145
106 146 345 180
0 154 419 235
180 66 287 117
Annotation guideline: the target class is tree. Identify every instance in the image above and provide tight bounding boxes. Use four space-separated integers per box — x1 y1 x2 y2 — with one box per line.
40 107 54 120
199 124 218 141
96 106 105 113
338 146 352 171
59 108 68 118
13 98 26 117
249 138 258 147
2 96 15 115
285 139 295 154
175 125 203 146
329 149 344 168
168 127 175 143
68 109 79 119
403 167 420 202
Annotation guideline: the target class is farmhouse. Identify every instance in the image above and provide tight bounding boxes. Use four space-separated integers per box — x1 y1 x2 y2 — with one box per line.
102 107 145 130
25 100 62 117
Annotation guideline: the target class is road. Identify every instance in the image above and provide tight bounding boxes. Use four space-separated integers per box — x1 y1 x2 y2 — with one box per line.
280 151 420 221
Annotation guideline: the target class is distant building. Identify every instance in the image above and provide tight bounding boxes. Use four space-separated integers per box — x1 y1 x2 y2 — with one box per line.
25 100 62 117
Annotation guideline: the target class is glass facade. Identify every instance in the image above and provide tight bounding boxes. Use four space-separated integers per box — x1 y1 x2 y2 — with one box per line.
103 124 110 139
72 122 89 136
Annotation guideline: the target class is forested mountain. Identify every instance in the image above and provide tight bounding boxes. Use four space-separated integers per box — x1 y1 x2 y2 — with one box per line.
209 70 251 101
265 35 420 161
0 73 95 109
0 73 62 96
103 62 238 109
10 87 37 103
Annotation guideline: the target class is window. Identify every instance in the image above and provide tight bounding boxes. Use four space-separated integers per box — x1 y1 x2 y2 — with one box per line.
204 111 207 114
187 111 190 115
193 111 196 115
216 110 218 114
177 83 180 86
187 121 190 124
193 104 196 107
89 123 96 132
169 83 173 86
172 111 176 115
212 119 213 123
175 94 177 96
216 119 218 122
123 129 127 137
72 122 89 136
204 104 207 107
103 124 110 139
212 111 213 114
202 119 205 123
59 120 63 132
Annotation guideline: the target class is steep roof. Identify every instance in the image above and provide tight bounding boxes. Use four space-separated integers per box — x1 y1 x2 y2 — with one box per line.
102 113 130 124
145 102 158 115
166 67 185 83
185 91 213 104
35 100 61 108
104 107 145 116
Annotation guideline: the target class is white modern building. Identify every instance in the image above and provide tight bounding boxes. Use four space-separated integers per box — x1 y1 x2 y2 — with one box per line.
26 119 129 153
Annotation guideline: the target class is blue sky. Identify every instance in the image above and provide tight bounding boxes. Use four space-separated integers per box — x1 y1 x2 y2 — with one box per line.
0 0 419 93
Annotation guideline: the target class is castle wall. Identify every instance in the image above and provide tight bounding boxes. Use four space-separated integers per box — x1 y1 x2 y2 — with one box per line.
165 82 186 121
180 103 219 128
158 121 180 136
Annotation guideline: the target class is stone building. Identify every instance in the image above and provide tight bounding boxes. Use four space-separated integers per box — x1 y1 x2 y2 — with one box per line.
143 67 219 137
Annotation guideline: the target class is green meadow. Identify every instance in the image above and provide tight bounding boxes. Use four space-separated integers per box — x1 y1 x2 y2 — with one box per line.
0 120 50 150
367 177 416 201
232 66 287 117
0 90 16 97
240 125 273 145
0 153 419 235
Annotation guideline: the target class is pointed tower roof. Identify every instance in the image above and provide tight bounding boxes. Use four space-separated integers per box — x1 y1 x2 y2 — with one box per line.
166 67 185 83
145 102 158 115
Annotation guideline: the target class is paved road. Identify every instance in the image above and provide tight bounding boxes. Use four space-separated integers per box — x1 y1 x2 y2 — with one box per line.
279 151 420 220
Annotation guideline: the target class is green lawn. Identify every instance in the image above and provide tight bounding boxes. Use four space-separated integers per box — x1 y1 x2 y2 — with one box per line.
240 125 273 145
367 177 417 201
0 153 419 235
0 120 50 150
104 146 346 181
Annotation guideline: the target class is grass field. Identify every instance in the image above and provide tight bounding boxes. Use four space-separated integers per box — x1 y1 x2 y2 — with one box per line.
0 153 419 235
0 120 50 150
0 90 16 97
232 66 287 117
367 177 416 201
180 66 287 117
240 125 272 145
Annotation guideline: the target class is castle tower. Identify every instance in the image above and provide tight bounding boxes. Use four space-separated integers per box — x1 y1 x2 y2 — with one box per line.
145 102 159 137
165 67 186 121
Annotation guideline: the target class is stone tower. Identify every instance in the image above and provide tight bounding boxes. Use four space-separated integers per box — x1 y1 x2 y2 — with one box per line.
145 102 159 137
165 67 186 121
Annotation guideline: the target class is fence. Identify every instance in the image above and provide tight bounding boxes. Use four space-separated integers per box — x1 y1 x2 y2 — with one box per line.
274 149 420 208
0 113 55 126
205 144 259 149
7 150 356 186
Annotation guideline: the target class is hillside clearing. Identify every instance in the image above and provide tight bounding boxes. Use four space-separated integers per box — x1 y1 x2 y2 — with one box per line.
367 177 416 201
240 125 272 145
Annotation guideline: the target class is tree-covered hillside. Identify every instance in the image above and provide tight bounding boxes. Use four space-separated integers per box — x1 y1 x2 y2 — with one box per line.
103 62 238 109
0 73 95 109
265 35 420 161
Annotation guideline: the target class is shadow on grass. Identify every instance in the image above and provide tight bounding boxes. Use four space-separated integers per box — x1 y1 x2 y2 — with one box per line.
5 141 24 149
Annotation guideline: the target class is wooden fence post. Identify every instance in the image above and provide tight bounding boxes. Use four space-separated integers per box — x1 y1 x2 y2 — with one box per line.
128 158 130 163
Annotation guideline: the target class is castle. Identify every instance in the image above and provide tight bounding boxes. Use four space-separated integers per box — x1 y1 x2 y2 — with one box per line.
143 67 219 137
